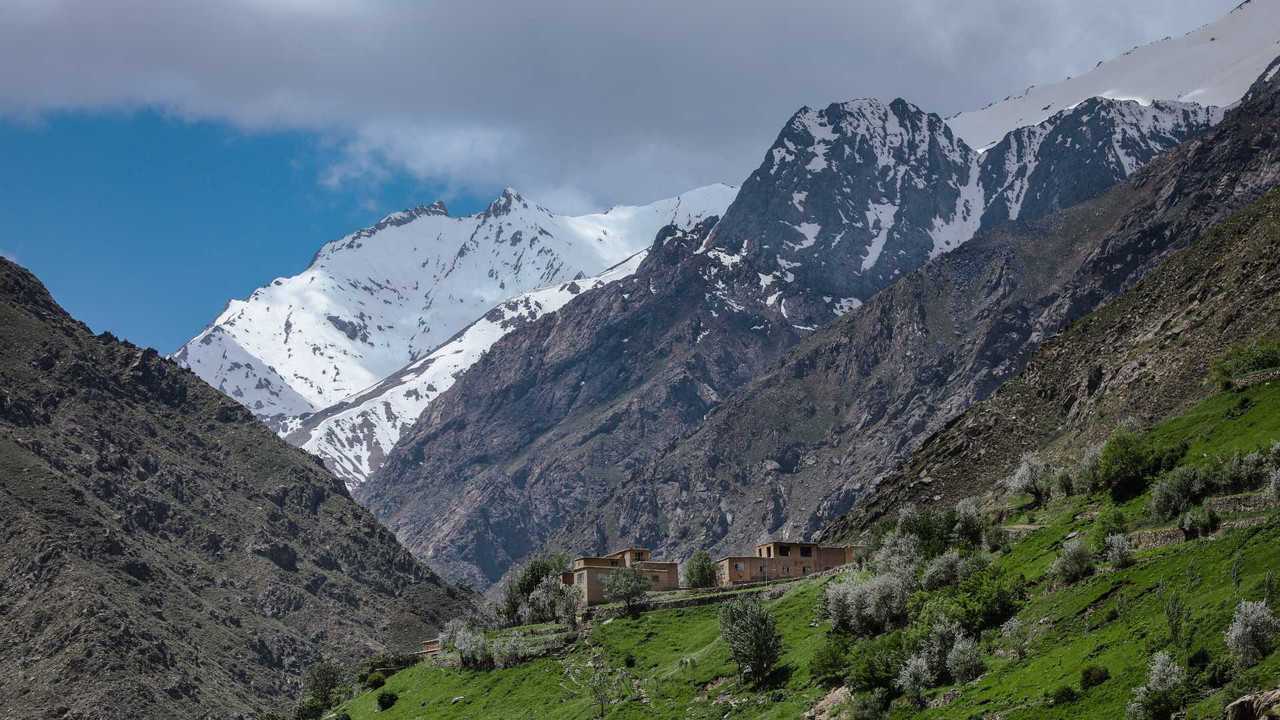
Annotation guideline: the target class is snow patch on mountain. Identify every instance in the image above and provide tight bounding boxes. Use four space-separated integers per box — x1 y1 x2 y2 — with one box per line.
176 184 737 431
949 0 1280 150
287 252 648 487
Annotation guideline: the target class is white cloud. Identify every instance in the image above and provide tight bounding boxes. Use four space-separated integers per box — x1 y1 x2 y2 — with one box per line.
0 0 1241 211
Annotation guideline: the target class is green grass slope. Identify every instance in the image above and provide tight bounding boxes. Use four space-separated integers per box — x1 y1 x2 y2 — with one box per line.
339 381 1280 720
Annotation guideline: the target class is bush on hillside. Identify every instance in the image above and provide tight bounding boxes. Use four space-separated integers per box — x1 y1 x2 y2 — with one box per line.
1178 505 1219 539
1000 617 1032 661
953 498 985 548
455 626 493 670
1149 466 1209 520
1080 664 1110 689
1270 468 1280 501
945 636 984 683
1105 534 1134 569
1004 453 1053 507
810 634 851 688
1073 444 1105 495
1098 428 1153 501
920 616 963 682
499 553 570 626
895 506 958 559
894 653 933 707
1211 338 1280 388
301 660 345 709
824 573 912 636
376 691 398 711
603 566 651 616
846 688 892 720
1225 600 1280 668
719 595 783 685
870 532 921 578
1219 450 1271 493
921 550 963 590
363 671 385 690
1090 507 1128 553
1125 652 1186 720
683 550 718 589
983 524 1010 553
523 573 579 627
1051 540 1094 585
846 631 909 694
292 698 326 720
1046 685 1080 705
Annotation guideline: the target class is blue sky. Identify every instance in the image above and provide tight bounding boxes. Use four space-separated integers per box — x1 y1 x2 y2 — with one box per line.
0 111 491 352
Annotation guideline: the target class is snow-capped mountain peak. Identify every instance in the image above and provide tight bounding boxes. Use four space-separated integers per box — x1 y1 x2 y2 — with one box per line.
948 0 1280 150
175 184 737 434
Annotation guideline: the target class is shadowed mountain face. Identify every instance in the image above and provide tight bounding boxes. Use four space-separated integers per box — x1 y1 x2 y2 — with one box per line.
358 92 1227 591
0 258 472 719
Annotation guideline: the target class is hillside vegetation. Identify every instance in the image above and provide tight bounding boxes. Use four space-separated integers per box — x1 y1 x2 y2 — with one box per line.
328 377 1280 719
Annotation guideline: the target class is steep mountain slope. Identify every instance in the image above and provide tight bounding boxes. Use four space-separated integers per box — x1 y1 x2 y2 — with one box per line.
360 93 1222 590
948 0 1280 149
174 184 736 431
286 252 646 487
829 165 1280 538
624 56 1280 569
0 258 472 719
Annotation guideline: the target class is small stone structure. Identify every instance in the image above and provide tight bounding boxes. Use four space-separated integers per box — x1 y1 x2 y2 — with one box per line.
568 547 679 606
716 541 864 586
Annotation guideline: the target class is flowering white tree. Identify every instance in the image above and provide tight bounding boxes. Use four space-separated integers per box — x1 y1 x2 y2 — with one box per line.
1126 652 1186 720
1225 600 1280 668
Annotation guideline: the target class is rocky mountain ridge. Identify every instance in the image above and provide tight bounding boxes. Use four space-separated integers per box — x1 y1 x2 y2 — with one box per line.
0 257 473 719
359 91 1225 590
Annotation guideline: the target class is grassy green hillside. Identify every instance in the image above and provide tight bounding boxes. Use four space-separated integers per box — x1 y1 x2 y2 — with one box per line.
334 381 1280 719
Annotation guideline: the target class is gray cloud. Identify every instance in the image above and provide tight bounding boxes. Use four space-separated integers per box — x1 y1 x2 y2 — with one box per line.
0 0 1240 212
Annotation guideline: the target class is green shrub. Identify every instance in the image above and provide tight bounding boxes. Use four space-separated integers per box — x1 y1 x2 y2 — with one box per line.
846 632 909 694
1149 466 1209 520
811 634 851 688
1204 658 1234 688
500 553 570 625
364 671 385 690
1091 507 1128 553
292 698 325 720
1178 506 1219 539
719 595 783 685
1211 339 1280 386
603 566 652 616
683 550 718 589
1080 664 1110 689
301 660 345 709
376 691 398 711
1098 428 1152 501
1046 685 1080 705
1051 540 1094 585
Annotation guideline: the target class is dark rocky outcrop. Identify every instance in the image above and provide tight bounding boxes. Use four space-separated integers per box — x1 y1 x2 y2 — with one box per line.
0 258 473 719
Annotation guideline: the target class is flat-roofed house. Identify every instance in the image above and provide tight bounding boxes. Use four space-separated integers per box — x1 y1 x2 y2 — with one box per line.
716 541 862 586
568 547 679 605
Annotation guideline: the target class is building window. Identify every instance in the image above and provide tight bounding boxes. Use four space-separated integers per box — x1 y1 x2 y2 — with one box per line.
734 562 744 571
779 545 790 557
800 546 812 558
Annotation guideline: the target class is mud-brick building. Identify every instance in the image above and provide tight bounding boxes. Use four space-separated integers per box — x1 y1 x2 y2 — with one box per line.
569 547 678 605
717 541 861 586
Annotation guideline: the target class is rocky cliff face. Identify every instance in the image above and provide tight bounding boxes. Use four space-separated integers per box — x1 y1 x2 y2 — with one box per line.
0 258 473 720
634 56 1280 560
359 89 1225 590
826 79 1280 537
